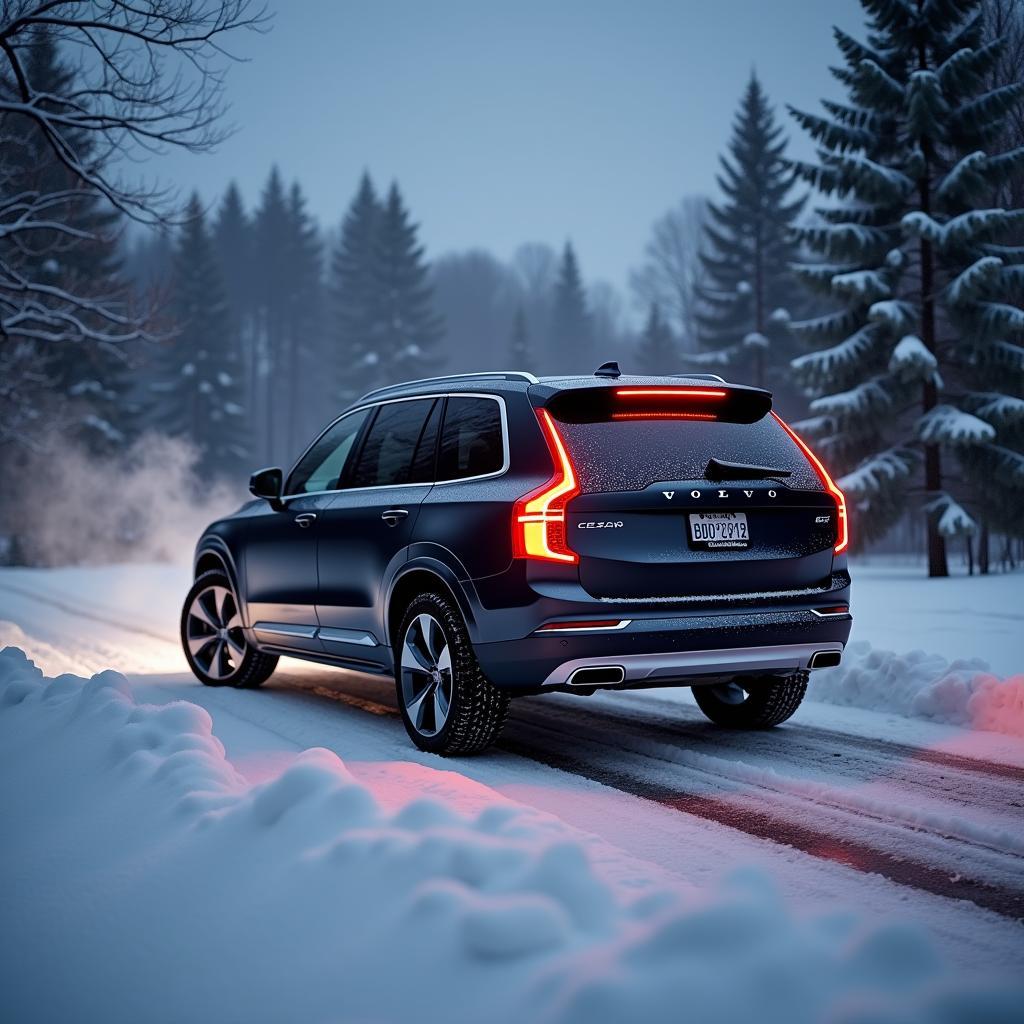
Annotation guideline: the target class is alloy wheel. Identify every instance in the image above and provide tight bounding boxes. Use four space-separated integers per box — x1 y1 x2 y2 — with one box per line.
708 680 751 706
400 612 453 737
185 584 247 682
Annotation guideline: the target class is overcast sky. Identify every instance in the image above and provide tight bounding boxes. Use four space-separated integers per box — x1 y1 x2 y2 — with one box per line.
153 0 866 298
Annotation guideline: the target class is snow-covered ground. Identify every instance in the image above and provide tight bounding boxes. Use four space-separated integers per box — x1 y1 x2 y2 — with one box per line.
1 559 1023 1022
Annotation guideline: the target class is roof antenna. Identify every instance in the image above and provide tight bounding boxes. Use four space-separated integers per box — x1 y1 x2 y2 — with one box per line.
594 360 621 379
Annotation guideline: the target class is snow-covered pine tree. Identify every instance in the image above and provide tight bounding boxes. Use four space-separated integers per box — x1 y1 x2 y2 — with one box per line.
365 182 444 393
509 304 530 369
153 194 246 474
329 173 384 401
13 30 138 450
789 0 1024 577
635 303 678 374
548 242 591 374
694 73 806 391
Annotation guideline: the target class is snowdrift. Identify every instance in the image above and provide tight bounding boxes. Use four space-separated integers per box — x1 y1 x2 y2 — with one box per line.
813 641 1024 738
1 646 1020 1024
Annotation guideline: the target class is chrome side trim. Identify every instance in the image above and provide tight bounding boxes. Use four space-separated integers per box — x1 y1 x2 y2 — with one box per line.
318 627 378 648
253 622 319 640
810 608 851 619
541 641 844 688
280 392 510 500
534 619 632 633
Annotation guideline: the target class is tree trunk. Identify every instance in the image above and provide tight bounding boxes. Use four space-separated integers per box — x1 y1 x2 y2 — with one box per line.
917 16 949 579
979 520 990 574
966 533 974 576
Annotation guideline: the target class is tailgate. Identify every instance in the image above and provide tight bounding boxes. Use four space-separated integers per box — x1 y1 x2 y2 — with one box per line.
539 383 840 601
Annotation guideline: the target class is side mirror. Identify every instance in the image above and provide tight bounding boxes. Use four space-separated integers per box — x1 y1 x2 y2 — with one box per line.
249 467 285 510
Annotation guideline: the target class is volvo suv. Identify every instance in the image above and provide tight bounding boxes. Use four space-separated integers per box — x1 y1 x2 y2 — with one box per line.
181 366 852 755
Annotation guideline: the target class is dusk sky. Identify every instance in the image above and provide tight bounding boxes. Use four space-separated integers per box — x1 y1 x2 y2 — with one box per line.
154 0 866 298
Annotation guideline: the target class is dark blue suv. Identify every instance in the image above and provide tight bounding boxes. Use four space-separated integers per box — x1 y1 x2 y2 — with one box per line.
181 366 852 754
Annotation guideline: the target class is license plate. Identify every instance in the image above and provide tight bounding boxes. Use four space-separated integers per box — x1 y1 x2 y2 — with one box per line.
688 512 749 549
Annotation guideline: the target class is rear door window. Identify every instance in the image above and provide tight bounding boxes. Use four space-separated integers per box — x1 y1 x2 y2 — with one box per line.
436 397 505 481
349 399 437 488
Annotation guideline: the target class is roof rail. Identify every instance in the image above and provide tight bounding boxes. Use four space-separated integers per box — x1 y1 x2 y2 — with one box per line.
359 370 539 402
670 372 728 384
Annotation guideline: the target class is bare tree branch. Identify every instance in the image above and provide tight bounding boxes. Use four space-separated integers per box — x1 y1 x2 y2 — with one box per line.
0 1 267 447
629 195 709 349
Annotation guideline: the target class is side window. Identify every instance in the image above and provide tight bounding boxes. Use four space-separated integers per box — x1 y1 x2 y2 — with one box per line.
436 396 504 481
349 399 436 488
286 408 369 495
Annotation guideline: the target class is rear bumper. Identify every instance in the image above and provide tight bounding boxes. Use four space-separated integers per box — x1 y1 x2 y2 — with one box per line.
541 640 842 688
472 605 853 692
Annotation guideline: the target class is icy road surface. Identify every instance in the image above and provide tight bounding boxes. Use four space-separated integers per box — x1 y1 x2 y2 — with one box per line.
1 560 1023 984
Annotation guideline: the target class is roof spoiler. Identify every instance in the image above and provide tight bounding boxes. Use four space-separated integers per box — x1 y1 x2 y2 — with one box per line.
538 382 773 425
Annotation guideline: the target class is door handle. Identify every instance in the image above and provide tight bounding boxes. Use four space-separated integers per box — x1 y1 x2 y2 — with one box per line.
381 508 409 527
294 513 317 528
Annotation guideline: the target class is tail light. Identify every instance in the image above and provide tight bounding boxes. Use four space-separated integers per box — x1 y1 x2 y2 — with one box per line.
771 412 849 554
513 409 580 564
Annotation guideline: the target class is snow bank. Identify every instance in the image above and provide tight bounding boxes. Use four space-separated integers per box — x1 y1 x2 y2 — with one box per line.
1 649 1021 1023
812 641 1024 738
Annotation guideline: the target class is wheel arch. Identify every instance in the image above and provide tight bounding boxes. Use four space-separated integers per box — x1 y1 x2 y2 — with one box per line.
386 560 478 651
192 540 246 623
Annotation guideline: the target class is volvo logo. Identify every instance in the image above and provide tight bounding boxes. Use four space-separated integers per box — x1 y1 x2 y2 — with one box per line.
662 490 675 499
683 489 779 500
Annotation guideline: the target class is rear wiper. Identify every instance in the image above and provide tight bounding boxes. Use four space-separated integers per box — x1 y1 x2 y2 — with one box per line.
705 457 792 482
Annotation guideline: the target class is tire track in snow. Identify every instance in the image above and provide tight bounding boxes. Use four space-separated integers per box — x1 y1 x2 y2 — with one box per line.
306 676 1024 922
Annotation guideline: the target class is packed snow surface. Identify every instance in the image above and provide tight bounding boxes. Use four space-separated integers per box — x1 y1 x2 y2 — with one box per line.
2 647 1021 1024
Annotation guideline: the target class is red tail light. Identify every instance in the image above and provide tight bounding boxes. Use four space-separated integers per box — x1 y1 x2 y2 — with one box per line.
615 388 727 399
513 409 580 564
771 412 849 554
610 412 717 421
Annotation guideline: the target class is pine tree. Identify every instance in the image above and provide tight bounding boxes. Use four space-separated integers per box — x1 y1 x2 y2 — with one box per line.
283 181 324 448
13 30 137 450
789 0 1024 577
153 194 246 473
212 181 255 452
329 173 384 400
635 303 678 374
548 242 590 373
369 183 444 392
508 304 530 368
251 167 291 462
695 73 805 392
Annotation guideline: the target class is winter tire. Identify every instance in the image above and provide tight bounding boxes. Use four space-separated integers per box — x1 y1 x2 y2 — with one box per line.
181 570 278 688
395 590 509 755
692 671 808 728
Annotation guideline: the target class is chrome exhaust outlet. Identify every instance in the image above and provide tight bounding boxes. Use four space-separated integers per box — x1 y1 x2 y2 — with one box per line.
809 650 842 670
567 665 625 687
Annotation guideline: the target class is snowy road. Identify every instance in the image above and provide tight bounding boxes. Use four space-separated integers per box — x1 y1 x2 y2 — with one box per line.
2 563 1023 978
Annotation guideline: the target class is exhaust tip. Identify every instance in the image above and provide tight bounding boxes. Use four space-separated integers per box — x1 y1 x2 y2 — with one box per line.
809 650 842 670
567 665 625 687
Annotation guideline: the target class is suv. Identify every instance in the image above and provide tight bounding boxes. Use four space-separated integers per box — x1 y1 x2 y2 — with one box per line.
181 366 852 755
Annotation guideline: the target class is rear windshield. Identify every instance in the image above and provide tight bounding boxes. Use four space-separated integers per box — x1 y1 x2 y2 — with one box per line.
553 416 821 493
